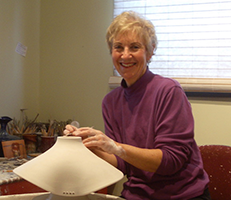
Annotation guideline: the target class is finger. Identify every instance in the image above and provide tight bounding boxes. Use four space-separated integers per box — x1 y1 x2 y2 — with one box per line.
78 127 96 137
70 130 81 136
78 127 94 132
63 129 71 135
65 124 78 132
82 137 100 148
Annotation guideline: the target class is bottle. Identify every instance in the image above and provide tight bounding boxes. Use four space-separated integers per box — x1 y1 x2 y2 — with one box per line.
0 116 20 157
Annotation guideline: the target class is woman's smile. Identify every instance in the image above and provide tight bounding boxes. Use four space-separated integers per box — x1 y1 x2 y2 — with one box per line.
120 62 136 68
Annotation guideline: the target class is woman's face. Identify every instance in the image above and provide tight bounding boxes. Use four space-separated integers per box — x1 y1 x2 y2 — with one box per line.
112 33 151 87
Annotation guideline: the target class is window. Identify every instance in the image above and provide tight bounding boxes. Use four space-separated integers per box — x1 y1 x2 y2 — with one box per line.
111 0 231 93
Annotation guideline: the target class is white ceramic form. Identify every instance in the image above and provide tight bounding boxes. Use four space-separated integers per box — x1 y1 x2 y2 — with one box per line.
33 193 124 200
0 192 125 200
13 137 123 197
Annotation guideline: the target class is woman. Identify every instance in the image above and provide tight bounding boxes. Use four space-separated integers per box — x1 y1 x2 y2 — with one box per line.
64 11 210 200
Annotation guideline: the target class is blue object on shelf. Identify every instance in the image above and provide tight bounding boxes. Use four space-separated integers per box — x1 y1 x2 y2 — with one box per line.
0 116 20 157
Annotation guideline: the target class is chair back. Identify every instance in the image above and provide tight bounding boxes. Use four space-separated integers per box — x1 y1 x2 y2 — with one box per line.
199 145 231 200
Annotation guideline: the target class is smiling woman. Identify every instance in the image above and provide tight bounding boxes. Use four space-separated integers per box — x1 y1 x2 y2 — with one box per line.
64 11 211 200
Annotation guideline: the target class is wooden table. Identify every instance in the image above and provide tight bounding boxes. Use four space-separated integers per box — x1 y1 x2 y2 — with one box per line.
0 158 46 196
0 179 46 196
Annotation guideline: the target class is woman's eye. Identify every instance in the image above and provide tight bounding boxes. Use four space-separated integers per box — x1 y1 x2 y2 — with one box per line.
114 45 123 51
130 45 140 51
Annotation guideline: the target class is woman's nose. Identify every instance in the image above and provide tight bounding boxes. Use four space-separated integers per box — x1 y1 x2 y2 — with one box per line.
121 47 131 59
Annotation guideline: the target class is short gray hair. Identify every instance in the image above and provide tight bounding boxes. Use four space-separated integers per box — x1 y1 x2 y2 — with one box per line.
106 11 158 58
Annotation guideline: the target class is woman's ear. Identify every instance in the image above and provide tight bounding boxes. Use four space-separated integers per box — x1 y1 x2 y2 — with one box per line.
147 45 155 61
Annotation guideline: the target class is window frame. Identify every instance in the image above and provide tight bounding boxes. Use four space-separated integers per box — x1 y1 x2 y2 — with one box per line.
109 76 231 94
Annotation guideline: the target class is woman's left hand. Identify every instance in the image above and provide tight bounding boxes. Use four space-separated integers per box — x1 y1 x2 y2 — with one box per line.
76 127 124 156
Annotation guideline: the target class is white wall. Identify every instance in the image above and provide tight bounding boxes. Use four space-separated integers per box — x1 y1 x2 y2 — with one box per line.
39 0 113 130
190 98 231 146
0 0 40 119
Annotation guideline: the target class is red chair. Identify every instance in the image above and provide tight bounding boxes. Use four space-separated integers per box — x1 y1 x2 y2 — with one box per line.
199 145 231 200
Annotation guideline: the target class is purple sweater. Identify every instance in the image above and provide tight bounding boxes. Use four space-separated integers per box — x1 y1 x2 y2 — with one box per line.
102 69 209 200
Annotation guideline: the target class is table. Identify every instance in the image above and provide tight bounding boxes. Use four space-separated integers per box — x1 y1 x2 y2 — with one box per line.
0 158 46 196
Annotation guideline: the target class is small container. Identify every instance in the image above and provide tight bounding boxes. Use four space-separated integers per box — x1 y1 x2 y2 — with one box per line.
23 134 37 154
40 136 56 153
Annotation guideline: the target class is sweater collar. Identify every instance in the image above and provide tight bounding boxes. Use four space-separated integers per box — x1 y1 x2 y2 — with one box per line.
121 68 154 97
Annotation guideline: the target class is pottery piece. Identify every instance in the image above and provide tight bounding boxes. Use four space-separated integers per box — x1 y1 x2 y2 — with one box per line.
14 136 123 197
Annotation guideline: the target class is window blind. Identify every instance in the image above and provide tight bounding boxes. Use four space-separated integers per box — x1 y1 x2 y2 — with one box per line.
112 0 231 92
